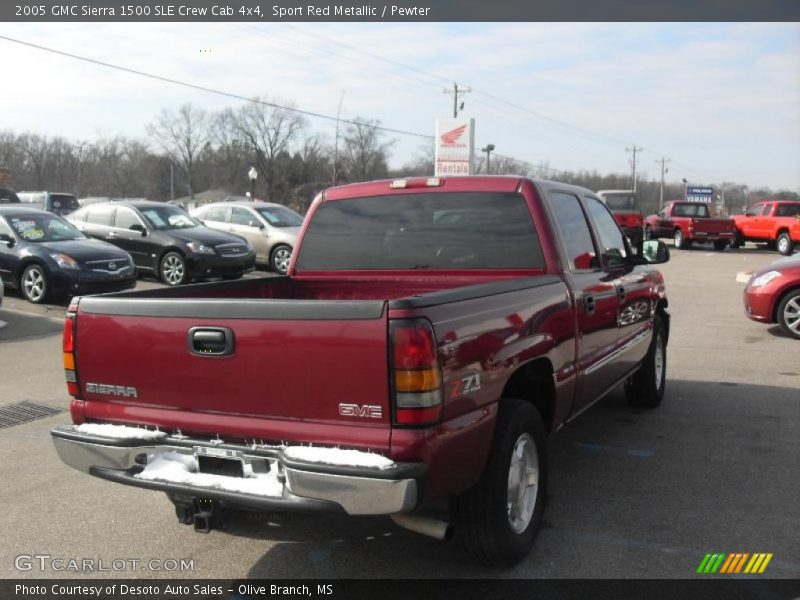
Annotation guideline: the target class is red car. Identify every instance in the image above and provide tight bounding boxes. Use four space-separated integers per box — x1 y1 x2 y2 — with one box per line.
743 254 800 339
644 201 735 250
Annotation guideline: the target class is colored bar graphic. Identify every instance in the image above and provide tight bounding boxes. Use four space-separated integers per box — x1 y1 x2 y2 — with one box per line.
699 552 773 574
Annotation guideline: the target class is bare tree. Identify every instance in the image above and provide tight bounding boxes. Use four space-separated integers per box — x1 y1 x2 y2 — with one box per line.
147 104 210 198
209 108 249 193
18 133 51 189
234 97 307 201
340 118 394 183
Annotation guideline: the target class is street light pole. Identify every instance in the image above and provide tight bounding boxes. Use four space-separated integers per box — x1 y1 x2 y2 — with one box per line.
482 144 495 174
248 166 258 202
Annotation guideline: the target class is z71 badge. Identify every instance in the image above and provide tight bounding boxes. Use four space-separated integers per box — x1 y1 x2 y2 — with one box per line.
449 373 482 398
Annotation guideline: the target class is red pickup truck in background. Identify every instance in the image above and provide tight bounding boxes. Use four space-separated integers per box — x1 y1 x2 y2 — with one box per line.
644 201 735 251
731 200 800 255
51 176 670 566
596 190 644 253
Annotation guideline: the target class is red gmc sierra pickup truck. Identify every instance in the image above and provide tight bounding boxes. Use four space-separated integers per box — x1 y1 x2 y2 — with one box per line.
644 201 735 250
51 176 671 566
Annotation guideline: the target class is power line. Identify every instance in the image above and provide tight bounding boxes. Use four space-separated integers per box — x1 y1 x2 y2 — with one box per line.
280 26 720 180
0 33 434 141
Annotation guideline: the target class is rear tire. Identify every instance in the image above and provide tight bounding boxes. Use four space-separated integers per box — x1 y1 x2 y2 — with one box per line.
713 240 728 252
777 232 794 256
673 229 690 249
776 289 800 340
452 398 547 567
625 315 667 408
730 230 743 249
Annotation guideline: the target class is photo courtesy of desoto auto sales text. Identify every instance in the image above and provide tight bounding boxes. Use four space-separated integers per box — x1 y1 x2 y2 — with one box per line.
0 1 798 599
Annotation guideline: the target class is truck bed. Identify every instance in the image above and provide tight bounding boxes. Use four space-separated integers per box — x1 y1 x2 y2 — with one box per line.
71 273 564 457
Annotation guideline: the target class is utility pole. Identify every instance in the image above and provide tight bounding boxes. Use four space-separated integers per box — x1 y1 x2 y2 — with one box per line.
626 145 644 192
444 82 471 118
482 144 495 174
655 157 670 209
332 90 345 186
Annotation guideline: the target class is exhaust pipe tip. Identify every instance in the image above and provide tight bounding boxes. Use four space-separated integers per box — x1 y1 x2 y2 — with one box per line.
391 514 453 541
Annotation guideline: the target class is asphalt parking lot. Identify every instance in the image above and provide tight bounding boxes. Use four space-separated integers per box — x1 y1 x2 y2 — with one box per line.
0 247 798 579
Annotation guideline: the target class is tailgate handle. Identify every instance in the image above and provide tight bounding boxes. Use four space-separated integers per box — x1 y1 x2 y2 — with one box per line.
188 327 234 356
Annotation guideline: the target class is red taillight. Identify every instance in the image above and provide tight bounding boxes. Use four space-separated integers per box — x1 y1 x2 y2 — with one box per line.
63 301 82 399
390 319 443 426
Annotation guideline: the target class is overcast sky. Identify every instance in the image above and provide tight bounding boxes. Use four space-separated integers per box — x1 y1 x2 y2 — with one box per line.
1 22 798 190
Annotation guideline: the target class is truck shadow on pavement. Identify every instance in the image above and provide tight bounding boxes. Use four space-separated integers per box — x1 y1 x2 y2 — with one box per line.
223 379 800 578
0 309 63 343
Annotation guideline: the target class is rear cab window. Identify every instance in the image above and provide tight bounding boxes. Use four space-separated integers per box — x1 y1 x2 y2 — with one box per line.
295 192 545 271
49 194 80 213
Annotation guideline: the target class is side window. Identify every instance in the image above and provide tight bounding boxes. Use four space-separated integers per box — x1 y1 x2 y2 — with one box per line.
114 207 142 230
584 196 628 269
203 206 228 222
746 204 764 217
547 192 598 270
775 204 799 217
0 217 13 237
231 207 257 227
86 205 115 226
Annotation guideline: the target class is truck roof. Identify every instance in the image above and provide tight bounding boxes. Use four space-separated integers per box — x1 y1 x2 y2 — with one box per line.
323 175 590 202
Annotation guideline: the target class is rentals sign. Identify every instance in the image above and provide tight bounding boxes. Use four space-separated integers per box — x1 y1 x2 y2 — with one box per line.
435 118 475 176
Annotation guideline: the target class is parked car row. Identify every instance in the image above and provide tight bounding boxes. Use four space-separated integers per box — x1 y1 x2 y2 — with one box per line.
0 206 136 303
68 201 257 286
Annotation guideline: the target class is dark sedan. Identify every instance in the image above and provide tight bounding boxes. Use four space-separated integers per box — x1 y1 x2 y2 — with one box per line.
68 201 255 286
0 206 137 304
743 253 800 339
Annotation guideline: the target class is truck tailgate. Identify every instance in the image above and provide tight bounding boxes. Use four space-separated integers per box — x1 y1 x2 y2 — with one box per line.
74 297 391 442
694 218 734 234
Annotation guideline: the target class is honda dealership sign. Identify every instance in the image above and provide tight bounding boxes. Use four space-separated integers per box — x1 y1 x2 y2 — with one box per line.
435 118 475 176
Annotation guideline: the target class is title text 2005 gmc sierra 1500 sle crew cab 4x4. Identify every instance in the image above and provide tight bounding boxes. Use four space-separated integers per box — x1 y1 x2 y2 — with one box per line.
51 176 671 566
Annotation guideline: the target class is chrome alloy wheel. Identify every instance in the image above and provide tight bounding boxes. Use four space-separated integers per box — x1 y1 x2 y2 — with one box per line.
272 246 291 274
783 296 800 335
506 432 539 534
22 265 46 302
162 254 185 285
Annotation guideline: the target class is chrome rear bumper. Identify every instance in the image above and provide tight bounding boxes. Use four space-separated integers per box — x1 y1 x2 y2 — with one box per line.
51 424 421 515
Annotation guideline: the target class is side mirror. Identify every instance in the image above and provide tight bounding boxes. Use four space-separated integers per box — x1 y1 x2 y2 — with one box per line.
130 223 147 236
0 233 15 247
641 240 670 264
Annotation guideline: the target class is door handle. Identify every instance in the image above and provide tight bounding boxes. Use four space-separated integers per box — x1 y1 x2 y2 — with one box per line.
188 327 235 356
584 295 596 315
107 231 118 240
616 286 627 301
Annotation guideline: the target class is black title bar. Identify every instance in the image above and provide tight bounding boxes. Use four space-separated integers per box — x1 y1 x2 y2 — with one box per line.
3 0 799 22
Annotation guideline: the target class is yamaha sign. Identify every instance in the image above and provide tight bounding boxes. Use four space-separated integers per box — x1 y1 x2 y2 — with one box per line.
435 118 475 176
686 186 714 204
